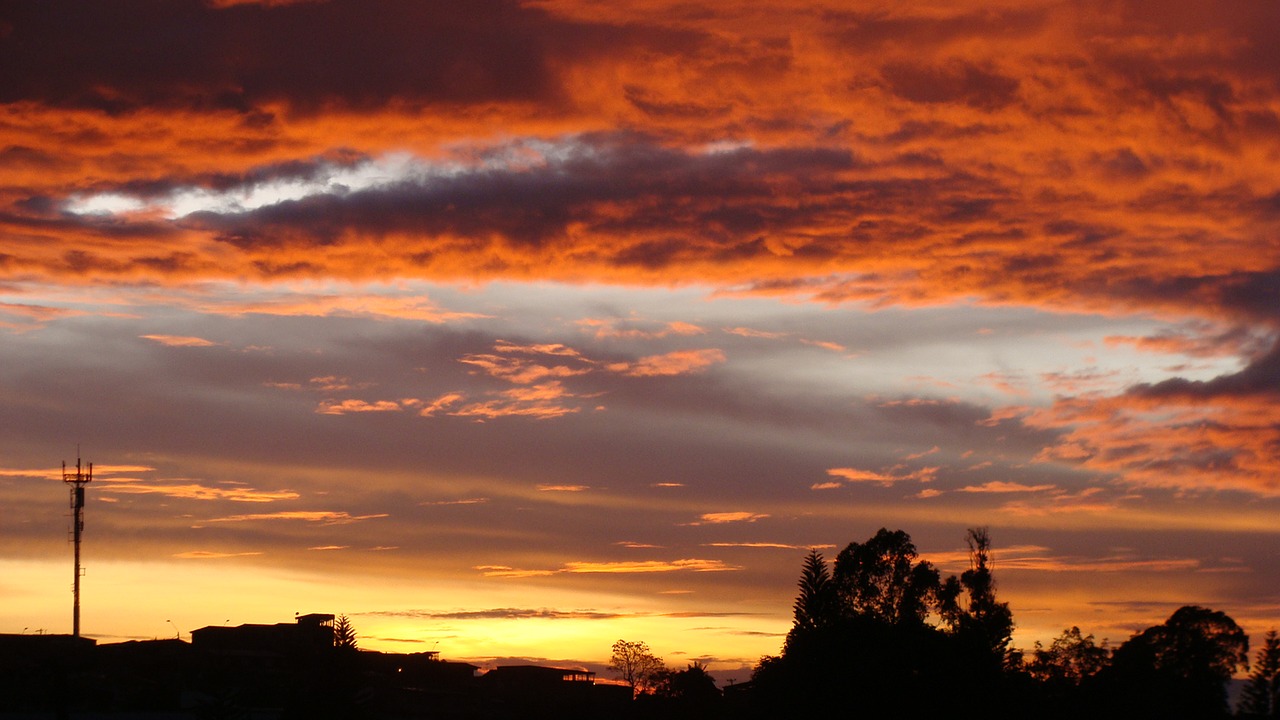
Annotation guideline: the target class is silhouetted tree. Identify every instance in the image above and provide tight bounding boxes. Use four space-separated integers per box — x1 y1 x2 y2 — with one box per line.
655 661 717 699
609 639 665 696
785 549 836 653
651 661 722 718
1242 629 1280 717
1029 626 1110 684
1100 605 1248 718
752 529 968 719
832 527 940 625
333 615 358 651
939 527 1015 667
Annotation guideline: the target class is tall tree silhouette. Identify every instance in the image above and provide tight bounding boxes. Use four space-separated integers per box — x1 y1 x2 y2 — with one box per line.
939 527 1014 666
754 529 958 719
791 549 835 632
832 527 940 625
333 615 358 651
1242 629 1280 717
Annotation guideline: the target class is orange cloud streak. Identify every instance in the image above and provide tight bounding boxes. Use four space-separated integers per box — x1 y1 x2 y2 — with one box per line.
139 334 217 347
206 511 388 524
476 558 742 577
99 482 299 503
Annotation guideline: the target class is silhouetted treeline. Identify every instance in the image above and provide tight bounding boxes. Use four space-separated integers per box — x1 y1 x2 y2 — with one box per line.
1 530 1273 719
747 527 1262 720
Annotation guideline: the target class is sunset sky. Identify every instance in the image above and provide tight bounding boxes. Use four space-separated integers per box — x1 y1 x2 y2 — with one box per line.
2 0 1279 681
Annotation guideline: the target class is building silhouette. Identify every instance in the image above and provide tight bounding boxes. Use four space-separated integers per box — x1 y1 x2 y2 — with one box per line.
0 613 634 718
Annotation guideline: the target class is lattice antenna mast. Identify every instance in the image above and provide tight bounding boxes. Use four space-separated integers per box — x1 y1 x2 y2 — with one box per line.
63 457 92 638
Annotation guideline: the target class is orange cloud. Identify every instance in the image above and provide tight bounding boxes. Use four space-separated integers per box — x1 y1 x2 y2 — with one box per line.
474 558 744 577
493 340 588 357
309 376 358 391
562 559 739 574
0 467 67 480
993 554 1200 574
978 371 1031 398
703 542 835 550
957 481 1057 494
609 349 726 377
1104 326 1271 359
418 392 466 416
139 334 217 347
474 565 558 578
1019 362 1280 496
904 446 940 461
173 551 264 559
996 488 1115 517
577 318 706 340
191 291 489 324
800 339 847 353
726 326 784 339
825 468 897 485
475 558 740 577
450 382 583 420
5 11 1278 333
0 464 158 481
207 511 387 524
0 302 85 327
99 481 299 503
724 327 846 353
419 497 488 506
459 353 591 385
825 466 937 487
692 511 769 524
921 544 1203 574
315 399 404 415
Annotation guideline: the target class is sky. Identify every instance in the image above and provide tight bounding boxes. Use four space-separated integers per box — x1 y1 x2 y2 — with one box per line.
1 0 1279 681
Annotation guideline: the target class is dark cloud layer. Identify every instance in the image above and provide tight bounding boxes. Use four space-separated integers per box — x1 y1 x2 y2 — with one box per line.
0 0 688 114
1131 339 1280 400
190 137 859 249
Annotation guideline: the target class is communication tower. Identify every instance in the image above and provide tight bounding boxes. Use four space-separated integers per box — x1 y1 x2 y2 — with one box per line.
63 457 92 638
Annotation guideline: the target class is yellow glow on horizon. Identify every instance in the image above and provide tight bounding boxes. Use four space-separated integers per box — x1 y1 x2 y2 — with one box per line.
0 558 786 667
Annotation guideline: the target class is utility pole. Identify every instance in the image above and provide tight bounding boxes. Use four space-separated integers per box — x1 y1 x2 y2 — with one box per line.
63 457 92 638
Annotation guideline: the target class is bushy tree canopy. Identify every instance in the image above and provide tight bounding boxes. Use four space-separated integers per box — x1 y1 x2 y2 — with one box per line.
760 527 1259 720
1104 605 1248 718
609 639 666 696
832 527 940 626
1029 626 1109 684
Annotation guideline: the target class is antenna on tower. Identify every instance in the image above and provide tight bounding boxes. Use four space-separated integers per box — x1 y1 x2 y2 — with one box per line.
63 456 92 639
